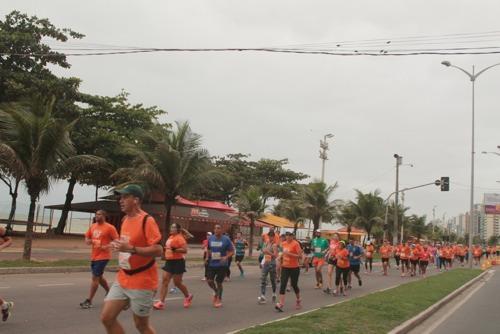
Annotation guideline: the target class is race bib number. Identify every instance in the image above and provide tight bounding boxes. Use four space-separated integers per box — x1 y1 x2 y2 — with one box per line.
212 252 221 260
314 247 322 253
118 252 131 270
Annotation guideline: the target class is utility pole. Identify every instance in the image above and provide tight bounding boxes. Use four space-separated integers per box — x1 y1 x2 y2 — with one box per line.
319 134 334 183
393 154 403 245
400 191 405 243
432 205 437 234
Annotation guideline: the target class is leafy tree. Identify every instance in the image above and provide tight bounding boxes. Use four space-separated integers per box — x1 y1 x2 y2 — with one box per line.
0 11 84 103
0 161 22 231
488 235 499 246
349 189 384 240
199 154 307 205
236 186 267 256
301 182 338 232
113 121 215 243
0 96 100 259
53 91 166 234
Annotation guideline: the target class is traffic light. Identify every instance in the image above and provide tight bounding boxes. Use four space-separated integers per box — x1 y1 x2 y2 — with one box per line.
440 177 450 191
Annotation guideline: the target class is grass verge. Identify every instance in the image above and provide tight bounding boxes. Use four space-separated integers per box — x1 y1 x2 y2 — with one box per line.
241 269 482 334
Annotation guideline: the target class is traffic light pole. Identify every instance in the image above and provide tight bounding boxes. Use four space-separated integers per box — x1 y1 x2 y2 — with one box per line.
384 180 442 243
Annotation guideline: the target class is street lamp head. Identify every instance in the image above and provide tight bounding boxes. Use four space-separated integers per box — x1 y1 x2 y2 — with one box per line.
393 154 400 158
441 60 451 67
325 133 334 138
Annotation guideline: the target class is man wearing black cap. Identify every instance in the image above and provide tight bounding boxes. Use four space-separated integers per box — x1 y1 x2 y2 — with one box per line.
101 184 163 334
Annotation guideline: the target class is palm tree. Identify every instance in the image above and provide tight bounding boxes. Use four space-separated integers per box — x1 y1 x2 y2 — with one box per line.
113 121 215 243
335 201 357 240
0 96 99 260
236 186 267 257
301 182 338 232
349 189 384 241
275 198 307 234
407 214 428 240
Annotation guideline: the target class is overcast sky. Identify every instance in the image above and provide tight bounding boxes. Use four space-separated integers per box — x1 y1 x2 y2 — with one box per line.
2 0 500 223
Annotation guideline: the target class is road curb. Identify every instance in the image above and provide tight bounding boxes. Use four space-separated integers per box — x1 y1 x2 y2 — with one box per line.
388 269 489 334
0 261 258 275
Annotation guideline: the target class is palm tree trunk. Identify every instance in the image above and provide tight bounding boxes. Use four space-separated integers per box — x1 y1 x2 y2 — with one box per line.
313 216 320 232
54 178 77 234
248 217 255 257
6 179 20 232
163 198 174 247
347 225 352 240
23 194 37 260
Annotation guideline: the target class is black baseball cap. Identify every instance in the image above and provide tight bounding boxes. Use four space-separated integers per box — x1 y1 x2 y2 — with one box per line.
114 184 144 200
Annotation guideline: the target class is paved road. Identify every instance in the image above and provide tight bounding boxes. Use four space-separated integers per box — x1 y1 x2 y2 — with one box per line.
409 268 499 334
0 263 433 334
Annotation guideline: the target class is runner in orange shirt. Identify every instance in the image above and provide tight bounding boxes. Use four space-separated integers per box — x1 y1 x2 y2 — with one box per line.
456 244 466 267
364 241 375 274
154 223 193 310
101 184 162 334
275 232 303 312
81 210 119 309
334 241 350 296
409 242 420 277
379 240 392 276
419 244 432 277
472 244 483 266
445 243 454 268
413 240 423 275
324 233 340 294
400 240 411 277
394 243 403 270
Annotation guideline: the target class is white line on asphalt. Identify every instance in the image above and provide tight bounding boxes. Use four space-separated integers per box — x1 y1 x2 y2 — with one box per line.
0 286 10 289
38 283 75 287
420 270 495 334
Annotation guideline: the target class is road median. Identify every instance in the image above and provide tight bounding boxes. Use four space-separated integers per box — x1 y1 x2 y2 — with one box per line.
236 269 482 334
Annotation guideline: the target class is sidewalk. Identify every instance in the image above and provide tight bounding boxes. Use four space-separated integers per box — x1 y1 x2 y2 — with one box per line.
2 236 204 261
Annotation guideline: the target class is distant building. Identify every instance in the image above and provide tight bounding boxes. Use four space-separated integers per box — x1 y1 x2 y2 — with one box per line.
481 194 500 241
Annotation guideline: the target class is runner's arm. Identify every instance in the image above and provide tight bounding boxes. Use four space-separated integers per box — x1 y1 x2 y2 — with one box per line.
0 237 12 249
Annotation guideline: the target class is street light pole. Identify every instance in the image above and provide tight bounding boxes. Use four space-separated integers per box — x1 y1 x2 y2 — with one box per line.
441 60 500 268
319 133 334 183
400 191 405 242
393 154 403 245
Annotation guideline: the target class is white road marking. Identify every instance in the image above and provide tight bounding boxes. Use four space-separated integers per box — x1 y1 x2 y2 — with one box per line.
38 283 75 287
420 270 495 334
0 286 10 289
165 297 183 301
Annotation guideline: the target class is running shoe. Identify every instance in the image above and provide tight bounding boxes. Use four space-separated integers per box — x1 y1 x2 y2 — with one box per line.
79 299 92 309
240 272 245 278
214 298 222 308
323 287 331 294
153 301 165 310
183 294 193 308
295 299 302 310
1 302 13 322
358 279 362 286
275 303 284 312
272 294 277 303
347 285 352 290
257 296 267 304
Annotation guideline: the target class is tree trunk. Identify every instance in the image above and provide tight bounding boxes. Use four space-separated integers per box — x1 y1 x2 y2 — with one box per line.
163 198 174 247
6 179 20 232
248 217 255 257
293 222 298 235
347 225 352 240
313 216 320 232
23 195 37 260
54 178 77 234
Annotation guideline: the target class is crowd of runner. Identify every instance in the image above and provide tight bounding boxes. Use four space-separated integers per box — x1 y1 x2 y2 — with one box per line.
1 184 499 334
